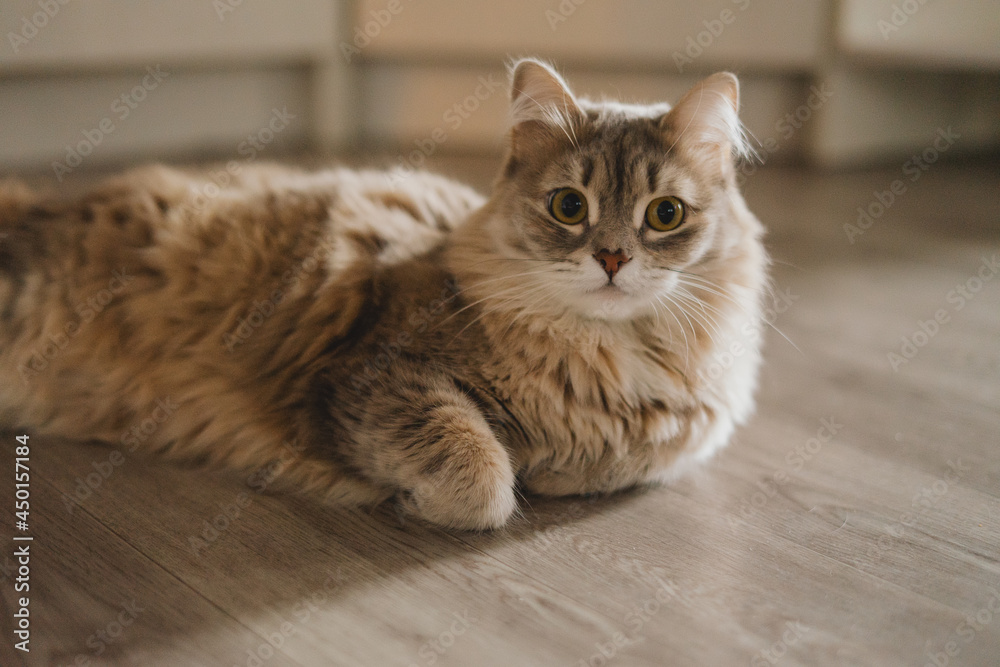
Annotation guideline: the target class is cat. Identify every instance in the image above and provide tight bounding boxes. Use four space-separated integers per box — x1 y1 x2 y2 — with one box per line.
0 58 767 530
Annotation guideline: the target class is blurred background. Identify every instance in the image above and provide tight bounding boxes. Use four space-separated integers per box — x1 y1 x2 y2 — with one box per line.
1 0 999 176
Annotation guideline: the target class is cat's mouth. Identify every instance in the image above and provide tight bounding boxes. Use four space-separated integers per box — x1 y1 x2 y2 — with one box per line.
589 283 633 306
574 279 659 321
588 282 629 296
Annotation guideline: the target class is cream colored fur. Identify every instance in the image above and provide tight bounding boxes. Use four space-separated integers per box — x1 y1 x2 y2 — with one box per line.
0 59 767 530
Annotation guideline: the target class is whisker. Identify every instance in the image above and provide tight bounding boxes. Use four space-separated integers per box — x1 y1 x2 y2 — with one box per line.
664 267 767 297
675 277 801 354
472 257 568 264
652 295 690 364
448 283 561 346
438 276 556 328
492 287 564 343
457 268 557 294
661 293 699 345
672 285 730 327
673 288 725 346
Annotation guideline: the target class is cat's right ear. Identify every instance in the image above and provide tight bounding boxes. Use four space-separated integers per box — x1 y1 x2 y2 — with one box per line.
660 72 751 174
504 59 584 165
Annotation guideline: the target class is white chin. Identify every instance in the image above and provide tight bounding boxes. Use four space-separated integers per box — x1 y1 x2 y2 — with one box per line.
579 285 642 320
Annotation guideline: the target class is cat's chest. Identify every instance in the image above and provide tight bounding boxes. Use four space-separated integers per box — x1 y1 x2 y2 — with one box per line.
487 333 696 454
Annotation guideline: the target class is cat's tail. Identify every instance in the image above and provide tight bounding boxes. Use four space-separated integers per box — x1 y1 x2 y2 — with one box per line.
0 178 37 225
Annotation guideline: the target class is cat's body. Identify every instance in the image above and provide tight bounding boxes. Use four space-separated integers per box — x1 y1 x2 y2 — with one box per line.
0 60 767 529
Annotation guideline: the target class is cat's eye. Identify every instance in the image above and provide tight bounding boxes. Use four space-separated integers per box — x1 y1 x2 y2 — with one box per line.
645 196 686 232
548 188 588 225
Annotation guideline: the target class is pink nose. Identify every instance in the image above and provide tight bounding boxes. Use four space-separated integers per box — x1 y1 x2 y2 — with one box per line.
593 248 631 280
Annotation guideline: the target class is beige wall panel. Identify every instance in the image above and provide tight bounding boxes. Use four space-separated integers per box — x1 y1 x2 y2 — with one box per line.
808 67 1000 167
350 0 826 72
359 64 806 158
1 0 338 72
837 0 1000 68
1 68 311 172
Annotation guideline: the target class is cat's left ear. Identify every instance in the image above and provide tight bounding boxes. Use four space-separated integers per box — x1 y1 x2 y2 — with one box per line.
661 72 750 172
504 58 585 162
509 58 583 125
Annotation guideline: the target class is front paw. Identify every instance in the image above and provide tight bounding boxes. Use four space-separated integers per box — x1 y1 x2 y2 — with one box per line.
399 426 517 530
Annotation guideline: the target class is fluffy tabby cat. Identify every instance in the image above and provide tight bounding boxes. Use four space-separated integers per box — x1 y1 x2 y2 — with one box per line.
0 59 767 529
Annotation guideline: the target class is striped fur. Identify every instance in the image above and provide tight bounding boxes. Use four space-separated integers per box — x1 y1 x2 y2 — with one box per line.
0 60 767 529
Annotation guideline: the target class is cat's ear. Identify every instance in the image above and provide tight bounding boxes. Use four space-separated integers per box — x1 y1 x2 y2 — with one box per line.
509 58 583 127
661 72 750 171
505 59 584 162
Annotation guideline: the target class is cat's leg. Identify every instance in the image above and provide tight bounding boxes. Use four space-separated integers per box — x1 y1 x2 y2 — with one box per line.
521 458 632 497
356 382 517 530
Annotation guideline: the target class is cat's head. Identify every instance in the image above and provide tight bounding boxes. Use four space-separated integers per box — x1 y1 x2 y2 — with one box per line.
452 58 764 325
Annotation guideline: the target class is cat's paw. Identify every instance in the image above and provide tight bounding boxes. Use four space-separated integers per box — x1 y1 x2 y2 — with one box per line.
399 426 517 531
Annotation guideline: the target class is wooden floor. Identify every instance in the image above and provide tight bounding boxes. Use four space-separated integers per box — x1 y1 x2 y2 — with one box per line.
2 157 998 666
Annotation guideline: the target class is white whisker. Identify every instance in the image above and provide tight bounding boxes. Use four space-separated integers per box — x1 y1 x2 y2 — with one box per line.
675 275 801 354
652 295 690 365
438 274 557 328
672 288 724 347
448 283 561 346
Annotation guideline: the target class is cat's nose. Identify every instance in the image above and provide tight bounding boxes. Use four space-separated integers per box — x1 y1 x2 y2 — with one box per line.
593 248 631 280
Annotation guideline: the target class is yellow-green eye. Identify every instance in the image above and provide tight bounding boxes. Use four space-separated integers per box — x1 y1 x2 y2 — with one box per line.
548 188 588 225
645 196 686 232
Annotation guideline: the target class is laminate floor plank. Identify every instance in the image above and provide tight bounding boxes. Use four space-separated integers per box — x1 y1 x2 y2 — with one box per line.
455 481 998 666
0 445 304 667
